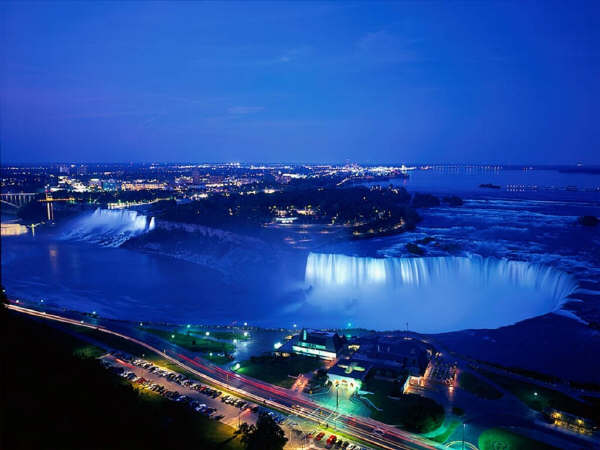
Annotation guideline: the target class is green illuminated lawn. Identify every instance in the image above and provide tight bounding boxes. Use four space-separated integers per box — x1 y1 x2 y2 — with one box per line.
458 372 503 400
428 419 460 443
144 328 235 353
478 428 556 450
194 330 250 341
362 378 445 433
236 355 325 388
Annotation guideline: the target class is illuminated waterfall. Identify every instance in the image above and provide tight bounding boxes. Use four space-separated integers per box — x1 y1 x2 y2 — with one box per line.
304 252 578 332
62 208 155 247
305 253 577 299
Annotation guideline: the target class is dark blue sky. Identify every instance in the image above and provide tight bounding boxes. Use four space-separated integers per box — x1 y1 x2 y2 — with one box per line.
1 1 599 164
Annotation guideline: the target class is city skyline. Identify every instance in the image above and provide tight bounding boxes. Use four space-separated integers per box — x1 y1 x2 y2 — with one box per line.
2 1 599 165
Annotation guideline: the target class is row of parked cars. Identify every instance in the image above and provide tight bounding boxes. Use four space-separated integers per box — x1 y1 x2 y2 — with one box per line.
310 431 368 450
106 354 281 423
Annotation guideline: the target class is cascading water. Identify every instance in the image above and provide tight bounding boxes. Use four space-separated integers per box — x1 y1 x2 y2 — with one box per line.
303 252 577 332
62 208 155 247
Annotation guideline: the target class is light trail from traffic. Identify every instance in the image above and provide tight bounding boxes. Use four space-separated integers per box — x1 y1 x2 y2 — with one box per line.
5 303 441 450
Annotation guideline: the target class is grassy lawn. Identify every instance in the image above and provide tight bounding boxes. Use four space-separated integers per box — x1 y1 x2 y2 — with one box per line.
478 428 556 450
479 369 599 421
236 354 325 388
458 371 503 400
144 328 235 353
198 330 251 341
362 378 445 433
72 344 106 359
428 419 460 443
4 308 243 450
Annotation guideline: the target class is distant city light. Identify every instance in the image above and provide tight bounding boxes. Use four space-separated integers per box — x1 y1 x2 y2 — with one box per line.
209 352 213 357
274 342 282 350
205 331 210 336
293 323 297 328
171 334 175 339
139 322 143 327
243 322 248 326
243 331 248 337
534 392 538 397
233 339 237 344
187 324 191 329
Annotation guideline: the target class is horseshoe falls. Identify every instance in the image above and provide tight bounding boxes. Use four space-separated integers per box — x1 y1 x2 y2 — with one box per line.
61 208 155 247
303 253 577 333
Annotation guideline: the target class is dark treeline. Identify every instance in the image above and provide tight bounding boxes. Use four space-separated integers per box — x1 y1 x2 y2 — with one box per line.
159 186 421 236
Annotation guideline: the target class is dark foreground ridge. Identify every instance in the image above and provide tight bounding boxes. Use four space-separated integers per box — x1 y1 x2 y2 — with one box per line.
1 306 243 450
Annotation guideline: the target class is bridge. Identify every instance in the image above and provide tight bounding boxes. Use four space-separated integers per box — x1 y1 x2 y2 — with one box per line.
0 192 38 208
1 192 54 221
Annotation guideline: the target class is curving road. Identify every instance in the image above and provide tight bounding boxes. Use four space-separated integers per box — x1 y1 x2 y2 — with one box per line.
6 303 441 450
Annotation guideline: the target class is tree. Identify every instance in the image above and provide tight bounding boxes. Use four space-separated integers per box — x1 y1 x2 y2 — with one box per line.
239 413 287 450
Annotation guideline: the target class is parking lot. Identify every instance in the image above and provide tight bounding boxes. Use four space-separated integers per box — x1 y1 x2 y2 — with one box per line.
101 352 371 450
101 352 267 428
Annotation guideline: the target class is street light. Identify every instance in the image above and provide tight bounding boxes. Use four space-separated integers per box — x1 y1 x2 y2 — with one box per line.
462 422 467 450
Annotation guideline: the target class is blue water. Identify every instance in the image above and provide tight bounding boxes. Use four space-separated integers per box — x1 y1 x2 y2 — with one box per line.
2 168 599 332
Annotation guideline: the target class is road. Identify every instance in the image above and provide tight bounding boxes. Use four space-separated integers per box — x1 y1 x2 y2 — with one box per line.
6 303 440 450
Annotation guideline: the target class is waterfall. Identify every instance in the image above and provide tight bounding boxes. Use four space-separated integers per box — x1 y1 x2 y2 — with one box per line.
304 252 578 330
305 253 577 300
62 208 155 247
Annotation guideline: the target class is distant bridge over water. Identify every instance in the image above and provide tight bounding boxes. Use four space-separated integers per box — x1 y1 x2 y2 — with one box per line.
0 192 38 208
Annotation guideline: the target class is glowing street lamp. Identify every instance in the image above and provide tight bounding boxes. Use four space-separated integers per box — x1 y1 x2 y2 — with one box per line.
171 334 175 339
243 322 248 327
205 331 210 336
243 331 248 337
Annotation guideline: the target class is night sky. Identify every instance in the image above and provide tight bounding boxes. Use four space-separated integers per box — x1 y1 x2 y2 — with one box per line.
1 1 599 164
